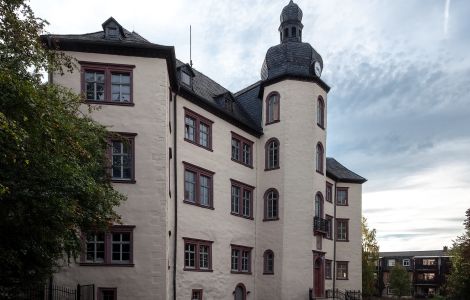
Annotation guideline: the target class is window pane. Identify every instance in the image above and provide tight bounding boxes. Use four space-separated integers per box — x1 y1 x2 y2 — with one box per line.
231 186 240 214
231 138 240 160
243 190 251 217
242 251 249 272
185 243 196 268
231 249 239 271
337 190 347 205
199 123 209 147
243 143 251 165
200 175 210 206
199 245 209 269
185 117 195 141
184 171 196 202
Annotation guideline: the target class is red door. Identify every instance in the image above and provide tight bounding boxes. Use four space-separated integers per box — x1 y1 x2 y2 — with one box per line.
314 257 324 297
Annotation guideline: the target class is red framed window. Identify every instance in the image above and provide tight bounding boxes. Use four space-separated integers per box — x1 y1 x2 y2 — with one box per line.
80 61 134 106
325 215 333 240
336 261 349 280
263 250 274 274
231 244 252 274
264 188 279 221
265 138 280 170
231 132 253 167
326 182 333 203
336 187 348 206
325 260 332 279
266 92 280 124
183 238 213 271
191 289 203 300
184 108 213 151
81 226 135 266
108 132 137 183
336 219 349 241
183 162 214 209
230 179 254 219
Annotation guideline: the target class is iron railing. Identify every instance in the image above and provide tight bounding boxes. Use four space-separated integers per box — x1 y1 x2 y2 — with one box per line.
325 289 362 300
3 284 95 300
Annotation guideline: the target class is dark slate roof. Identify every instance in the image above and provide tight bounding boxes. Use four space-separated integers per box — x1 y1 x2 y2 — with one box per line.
261 42 324 81
380 250 449 257
48 29 151 45
234 81 262 126
326 157 367 184
176 60 262 136
280 0 303 23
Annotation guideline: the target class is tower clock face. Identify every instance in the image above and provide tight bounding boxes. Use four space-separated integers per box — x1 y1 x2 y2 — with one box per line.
314 61 322 77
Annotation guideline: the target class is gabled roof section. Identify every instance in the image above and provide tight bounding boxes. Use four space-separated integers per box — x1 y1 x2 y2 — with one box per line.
326 157 367 184
102 17 125 38
176 60 262 136
380 250 449 258
234 81 262 127
40 17 177 90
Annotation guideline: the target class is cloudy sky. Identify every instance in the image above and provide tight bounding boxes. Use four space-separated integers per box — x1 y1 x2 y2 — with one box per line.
30 0 470 251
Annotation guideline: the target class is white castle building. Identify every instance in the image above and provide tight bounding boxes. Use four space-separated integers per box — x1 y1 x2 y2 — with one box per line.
43 1 366 299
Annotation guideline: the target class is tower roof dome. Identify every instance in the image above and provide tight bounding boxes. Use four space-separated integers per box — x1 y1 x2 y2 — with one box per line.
280 0 303 24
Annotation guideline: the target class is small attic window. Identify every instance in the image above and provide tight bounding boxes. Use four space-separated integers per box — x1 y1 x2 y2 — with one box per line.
106 27 119 39
181 71 192 86
224 98 233 112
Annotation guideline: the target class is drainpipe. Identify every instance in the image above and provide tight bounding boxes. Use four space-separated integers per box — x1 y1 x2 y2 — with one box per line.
333 181 337 294
172 90 178 300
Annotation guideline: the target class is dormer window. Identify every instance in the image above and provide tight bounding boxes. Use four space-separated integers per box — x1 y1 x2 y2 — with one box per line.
107 27 119 39
224 98 233 112
181 71 191 86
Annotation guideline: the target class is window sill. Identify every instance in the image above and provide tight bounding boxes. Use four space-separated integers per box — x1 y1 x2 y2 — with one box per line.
263 272 274 275
325 277 332 280
265 120 280 125
231 158 253 169
336 278 349 280
112 179 136 184
183 268 213 272
85 100 135 107
263 218 279 222
231 271 252 275
79 263 134 267
184 138 213 152
316 170 324 175
317 123 325 130
183 200 214 210
230 212 254 220
337 239 349 242
264 166 280 171
336 203 349 207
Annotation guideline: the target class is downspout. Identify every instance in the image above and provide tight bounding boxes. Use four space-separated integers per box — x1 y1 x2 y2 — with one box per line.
172 90 178 300
333 180 337 293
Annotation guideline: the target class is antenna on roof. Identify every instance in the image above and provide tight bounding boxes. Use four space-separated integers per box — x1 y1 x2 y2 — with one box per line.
190 25 193 68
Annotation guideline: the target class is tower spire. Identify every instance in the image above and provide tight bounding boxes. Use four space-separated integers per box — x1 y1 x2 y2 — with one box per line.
279 0 303 43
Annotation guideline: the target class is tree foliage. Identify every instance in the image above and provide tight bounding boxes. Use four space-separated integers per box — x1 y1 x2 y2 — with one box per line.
389 264 411 298
362 217 379 298
0 0 125 294
446 208 470 299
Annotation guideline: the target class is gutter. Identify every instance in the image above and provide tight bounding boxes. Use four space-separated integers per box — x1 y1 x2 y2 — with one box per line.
333 180 337 293
172 90 178 300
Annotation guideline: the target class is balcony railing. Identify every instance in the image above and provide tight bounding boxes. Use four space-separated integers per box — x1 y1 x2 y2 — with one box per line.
313 216 329 233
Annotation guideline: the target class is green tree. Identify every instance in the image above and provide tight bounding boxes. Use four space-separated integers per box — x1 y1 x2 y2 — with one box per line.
389 264 411 298
362 217 379 298
446 208 470 299
0 0 125 295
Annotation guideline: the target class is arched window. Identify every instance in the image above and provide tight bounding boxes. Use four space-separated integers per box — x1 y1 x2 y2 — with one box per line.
234 283 246 300
315 192 323 218
265 138 280 170
317 96 325 128
266 92 280 124
291 27 296 37
264 188 279 220
316 143 324 173
284 28 289 39
263 250 274 274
